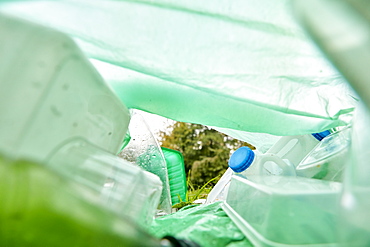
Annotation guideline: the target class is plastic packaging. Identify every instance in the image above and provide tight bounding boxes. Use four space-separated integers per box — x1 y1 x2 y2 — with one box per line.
161 147 187 205
266 130 331 167
0 14 130 162
339 103 370 246
205 168 233 204
47 138 163 228
151 202 252 247
223 175 342 247
0 154 163 247
228 147 296 178
118 111 172 216
296 127 351 182
0 1 356 136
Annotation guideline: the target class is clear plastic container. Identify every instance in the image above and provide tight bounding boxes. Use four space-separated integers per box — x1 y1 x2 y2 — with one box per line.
228 146 296 178
118 111 172 216
223 175 342 247
0 14 130 162
266 130 331 167
46 138 163 228
296 127 351 182
0 154 162 247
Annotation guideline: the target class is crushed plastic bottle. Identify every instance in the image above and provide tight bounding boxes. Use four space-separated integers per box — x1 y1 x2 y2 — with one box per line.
0 13 130 162
47 138 163 228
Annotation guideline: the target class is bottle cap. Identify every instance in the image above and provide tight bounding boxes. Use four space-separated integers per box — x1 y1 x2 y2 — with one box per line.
312 130 331 141
228 146 255 173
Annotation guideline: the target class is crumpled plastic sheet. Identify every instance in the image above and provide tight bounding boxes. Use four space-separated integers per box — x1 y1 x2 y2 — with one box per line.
0 0 357 136
150 202 253 247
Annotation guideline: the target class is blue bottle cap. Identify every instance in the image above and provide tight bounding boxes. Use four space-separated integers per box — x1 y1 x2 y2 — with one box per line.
228 146 255 173
312 130 331 141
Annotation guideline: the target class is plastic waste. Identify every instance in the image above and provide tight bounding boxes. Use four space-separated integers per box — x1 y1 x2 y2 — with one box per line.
339 103 370 246
151 202 252 247
161 147 187 205
205 167 233 204
223 175 342 247
296 127 351 182
228 147 296 178
266 130 331 167
0 14 130 162
0 0 356 136
0 154 162 247
47 138 163 228
118 111 172 216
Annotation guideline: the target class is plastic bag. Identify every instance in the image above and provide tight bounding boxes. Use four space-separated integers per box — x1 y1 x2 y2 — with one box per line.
150 202 253 247
0 0 356 135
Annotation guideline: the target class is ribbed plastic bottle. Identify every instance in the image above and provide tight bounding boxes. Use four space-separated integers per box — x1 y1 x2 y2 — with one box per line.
266 130 331 167
229 146 296 178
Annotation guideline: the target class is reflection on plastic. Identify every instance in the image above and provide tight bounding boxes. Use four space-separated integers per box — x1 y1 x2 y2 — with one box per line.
119 111 172 216
47 138 163 228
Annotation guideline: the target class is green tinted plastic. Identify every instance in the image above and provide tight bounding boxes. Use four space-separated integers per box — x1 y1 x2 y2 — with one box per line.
161 147 187 205
0 155 161 247
150 202 253 247
0 0 356 135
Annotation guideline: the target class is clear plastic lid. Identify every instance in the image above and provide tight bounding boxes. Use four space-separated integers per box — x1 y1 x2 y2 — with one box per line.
298 127 351 169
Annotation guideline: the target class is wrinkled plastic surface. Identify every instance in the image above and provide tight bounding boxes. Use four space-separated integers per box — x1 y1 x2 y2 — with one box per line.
118 111 172 215
0 0 356 135
150 202 253 247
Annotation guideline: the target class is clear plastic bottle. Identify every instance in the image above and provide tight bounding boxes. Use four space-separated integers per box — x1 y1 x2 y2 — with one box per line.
0 14 130 162
46 138 163 228
266 130 331 168
0 154 161 247
229 146 296 178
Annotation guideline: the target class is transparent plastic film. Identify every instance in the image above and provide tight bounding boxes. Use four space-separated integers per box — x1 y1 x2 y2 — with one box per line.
0 0 357 135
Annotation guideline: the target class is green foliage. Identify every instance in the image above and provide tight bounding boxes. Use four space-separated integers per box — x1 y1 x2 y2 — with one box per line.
160 122 254 188
172 171 219 209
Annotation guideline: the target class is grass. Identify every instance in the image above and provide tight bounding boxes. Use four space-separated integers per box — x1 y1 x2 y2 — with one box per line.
172 172 220 209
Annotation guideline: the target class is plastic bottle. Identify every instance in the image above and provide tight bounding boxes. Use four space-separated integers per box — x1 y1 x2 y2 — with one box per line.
118 111 172 216
46 138 163 228
266 130 331 167
0 14 130 162
296 127 351 182
0 153 200 247
229 146 296 178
